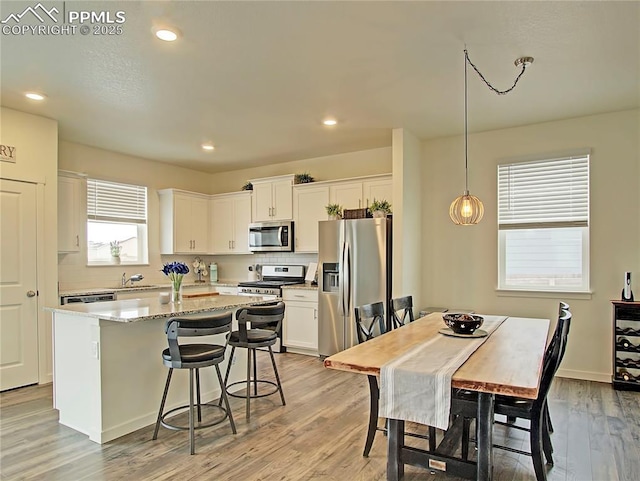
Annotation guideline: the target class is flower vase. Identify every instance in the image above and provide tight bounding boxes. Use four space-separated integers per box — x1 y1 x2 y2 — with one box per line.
111 256 121 265
171 280 183 304
372 210 386 218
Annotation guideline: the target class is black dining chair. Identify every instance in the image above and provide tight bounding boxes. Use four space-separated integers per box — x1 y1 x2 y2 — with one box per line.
355 301 436 457
455 304 572 481
152 311 237 455
222 302 286 421
390 296 415 329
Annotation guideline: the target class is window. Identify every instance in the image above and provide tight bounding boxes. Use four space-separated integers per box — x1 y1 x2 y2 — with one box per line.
498 154 589 292
87 178 148 265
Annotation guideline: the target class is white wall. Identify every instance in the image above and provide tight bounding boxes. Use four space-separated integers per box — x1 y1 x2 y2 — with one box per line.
58 141 218 290
209 147 392 194
0 107 58 383
421 109 640 382
392 129 424 308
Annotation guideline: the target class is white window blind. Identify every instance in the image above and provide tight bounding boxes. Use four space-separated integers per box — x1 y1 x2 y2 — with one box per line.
498 155 589 229
87 179 147 224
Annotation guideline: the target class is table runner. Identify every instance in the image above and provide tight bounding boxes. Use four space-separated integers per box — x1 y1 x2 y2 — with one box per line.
379 315 507 430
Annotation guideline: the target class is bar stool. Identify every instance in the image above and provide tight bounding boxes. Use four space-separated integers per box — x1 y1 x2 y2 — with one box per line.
152 311 236 455
222 302 286 421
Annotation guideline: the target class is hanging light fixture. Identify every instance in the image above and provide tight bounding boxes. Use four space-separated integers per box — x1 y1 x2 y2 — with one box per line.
449 49 533 225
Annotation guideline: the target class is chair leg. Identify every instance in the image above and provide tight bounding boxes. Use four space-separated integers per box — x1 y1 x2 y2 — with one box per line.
530 411 548 481
363 375 379 457
195 368 202 422
506 415 517 424
152 368 173 440
268 346 286 406
246 348 252 421
215 364 236 434
253 349 258 396
189 368 195 455
542 411 554 465
220 346 236 407
544 402 554 434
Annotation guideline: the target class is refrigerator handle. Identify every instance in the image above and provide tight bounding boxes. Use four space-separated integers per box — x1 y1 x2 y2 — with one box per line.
338 242 345 316
344 242 351 315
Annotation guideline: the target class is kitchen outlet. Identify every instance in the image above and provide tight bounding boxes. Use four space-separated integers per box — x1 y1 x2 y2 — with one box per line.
91 341 99 359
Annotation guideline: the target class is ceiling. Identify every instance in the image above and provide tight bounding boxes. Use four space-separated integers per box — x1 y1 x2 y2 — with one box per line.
1 1 638 174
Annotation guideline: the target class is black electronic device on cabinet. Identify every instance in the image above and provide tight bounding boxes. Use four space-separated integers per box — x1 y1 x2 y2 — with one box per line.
612 301 640 391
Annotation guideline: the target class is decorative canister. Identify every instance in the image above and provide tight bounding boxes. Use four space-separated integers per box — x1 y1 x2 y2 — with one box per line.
209 263 218 283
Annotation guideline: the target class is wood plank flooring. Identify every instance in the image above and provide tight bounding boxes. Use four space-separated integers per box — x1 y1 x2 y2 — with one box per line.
1 352 639 481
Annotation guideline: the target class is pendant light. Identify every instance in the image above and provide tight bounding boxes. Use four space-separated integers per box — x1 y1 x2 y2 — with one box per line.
449 49 534 225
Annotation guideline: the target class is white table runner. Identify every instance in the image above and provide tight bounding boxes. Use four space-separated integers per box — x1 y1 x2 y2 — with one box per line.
379 315 507 430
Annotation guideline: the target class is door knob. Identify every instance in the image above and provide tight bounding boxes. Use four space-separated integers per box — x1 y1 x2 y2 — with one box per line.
27 290 36 297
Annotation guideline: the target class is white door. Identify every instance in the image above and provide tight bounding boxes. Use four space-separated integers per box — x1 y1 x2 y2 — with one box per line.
0 179 39 391
271 178 293 220
233 195 252 253
210 197 234 253
330 182 363 210
293 186 329 252
252 182 273 221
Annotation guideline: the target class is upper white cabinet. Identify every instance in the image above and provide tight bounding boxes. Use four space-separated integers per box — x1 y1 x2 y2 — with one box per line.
293 185 329 253
58 172 85 253
210 192 252 254
363 177 393 209
251 175 294 221
329 175 392 211
158 189 209 254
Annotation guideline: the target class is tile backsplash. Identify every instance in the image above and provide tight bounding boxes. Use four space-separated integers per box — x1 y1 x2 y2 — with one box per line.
58 251 318 291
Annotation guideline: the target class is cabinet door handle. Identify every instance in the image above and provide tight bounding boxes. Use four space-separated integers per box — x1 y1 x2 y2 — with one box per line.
228 240 231 249
193 240 196 250
314 308 317 319
76 235 79 247
232 240 235 249
272 206 276 217
358 199 361 208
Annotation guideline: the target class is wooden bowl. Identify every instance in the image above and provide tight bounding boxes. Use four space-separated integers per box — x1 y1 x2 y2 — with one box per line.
442 313 484 335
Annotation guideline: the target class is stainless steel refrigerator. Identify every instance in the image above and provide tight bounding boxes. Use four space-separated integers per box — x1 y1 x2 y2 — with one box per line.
318 217 392 357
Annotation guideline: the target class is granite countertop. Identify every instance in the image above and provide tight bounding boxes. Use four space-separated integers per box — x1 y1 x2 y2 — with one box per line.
45 294 275 323
59 281 239 297
282 283 318 291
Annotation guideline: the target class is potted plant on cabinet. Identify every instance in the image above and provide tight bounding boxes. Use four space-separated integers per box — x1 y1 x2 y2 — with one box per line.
325 204 343 220
369 199 392 218
110 241 122 264
294 172 314 184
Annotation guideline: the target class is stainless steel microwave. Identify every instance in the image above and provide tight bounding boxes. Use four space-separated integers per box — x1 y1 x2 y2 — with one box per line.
249 221 294 252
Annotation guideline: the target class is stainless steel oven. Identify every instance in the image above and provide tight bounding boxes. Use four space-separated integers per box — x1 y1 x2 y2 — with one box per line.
249 221 294 252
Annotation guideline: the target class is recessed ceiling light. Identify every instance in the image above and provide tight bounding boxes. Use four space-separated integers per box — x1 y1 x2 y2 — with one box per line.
25 92 46 101
323 119 337 126
202 143 215 151
154 27 181 42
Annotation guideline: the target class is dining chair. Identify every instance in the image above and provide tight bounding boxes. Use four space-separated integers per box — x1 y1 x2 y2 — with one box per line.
455 305 572 481
152 311 237 455
355 301 436 457
222 302 286 421
390 296 415 329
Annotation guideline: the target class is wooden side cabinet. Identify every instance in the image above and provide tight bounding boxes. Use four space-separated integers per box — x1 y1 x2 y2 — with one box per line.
612 301 640 391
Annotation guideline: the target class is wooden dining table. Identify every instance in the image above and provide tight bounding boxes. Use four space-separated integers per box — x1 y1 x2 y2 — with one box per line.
324 312 550 481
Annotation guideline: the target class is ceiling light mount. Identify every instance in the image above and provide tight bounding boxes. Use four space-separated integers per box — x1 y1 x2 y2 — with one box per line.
152 26 181 42
514 56 534 68
25 92 46 101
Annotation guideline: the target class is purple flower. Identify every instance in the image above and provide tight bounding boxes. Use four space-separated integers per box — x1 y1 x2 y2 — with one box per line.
161 261 190 276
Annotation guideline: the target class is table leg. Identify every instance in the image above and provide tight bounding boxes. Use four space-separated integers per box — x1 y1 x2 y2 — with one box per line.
477 392 495 481
387 418 404 481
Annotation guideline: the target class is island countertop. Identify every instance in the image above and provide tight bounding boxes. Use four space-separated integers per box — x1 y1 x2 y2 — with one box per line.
45 294 275 322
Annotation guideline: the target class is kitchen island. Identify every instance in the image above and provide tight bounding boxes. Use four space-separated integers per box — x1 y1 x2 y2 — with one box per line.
46 295 274 444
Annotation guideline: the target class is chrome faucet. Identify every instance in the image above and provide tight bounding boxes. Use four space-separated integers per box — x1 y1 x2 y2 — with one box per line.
122 273 144 287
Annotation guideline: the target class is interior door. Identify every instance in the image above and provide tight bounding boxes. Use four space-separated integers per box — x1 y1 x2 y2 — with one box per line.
0 179 39 391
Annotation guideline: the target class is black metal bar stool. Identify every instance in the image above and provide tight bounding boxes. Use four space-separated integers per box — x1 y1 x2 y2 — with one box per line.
222 302 286 421
152 311 236 455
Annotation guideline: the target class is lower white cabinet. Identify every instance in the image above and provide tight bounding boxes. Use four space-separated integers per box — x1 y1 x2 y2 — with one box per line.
282 288 318 355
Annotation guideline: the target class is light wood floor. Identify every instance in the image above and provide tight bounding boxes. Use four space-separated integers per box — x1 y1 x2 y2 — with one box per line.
1 352 639 481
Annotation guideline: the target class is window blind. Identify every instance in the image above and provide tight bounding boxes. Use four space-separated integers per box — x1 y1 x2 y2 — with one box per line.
498 155 589 229
87 179 147 224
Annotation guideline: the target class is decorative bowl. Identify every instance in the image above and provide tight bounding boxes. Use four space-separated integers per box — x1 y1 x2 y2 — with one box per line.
442 313 484 335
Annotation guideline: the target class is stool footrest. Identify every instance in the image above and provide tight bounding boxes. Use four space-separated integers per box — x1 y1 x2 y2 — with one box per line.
227 379 279 399
160 402 230 432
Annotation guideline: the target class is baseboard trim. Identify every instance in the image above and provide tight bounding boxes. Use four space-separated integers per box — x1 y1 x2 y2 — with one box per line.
556 368 611 383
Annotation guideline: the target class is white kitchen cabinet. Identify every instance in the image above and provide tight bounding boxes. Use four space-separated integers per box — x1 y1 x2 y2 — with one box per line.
363 177 392 210
251 175 294 221
210 192 251 254
329 181 363 210
282 288 318 355
328 175 392 211
293 185 329 252
158 189 209 254
58 172 84 253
